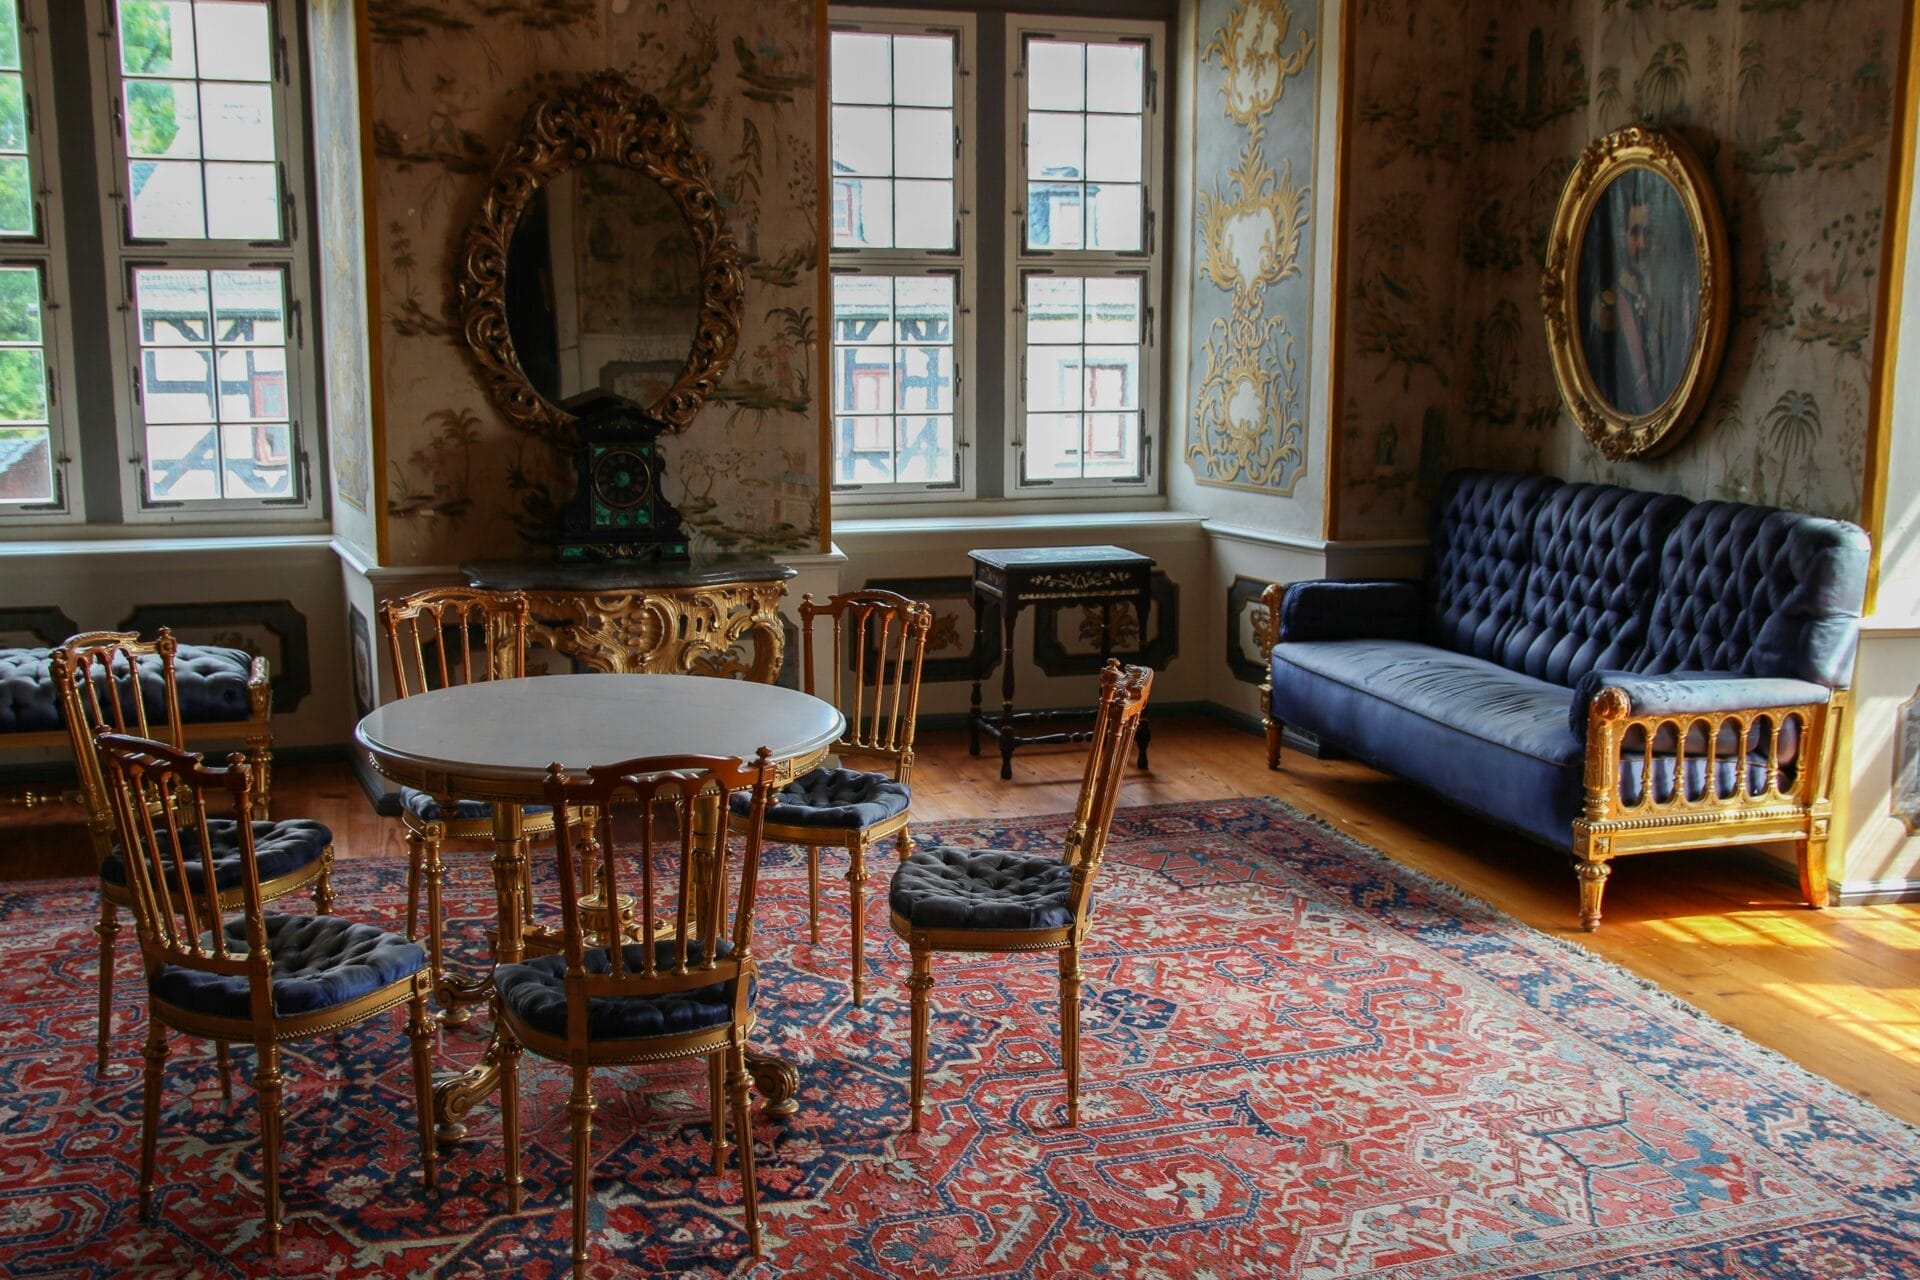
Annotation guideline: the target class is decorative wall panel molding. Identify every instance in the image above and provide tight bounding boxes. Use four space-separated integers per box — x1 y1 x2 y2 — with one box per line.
118 601 311 712
863 575 1000 685
0 607 79 648
1224 573 1274 684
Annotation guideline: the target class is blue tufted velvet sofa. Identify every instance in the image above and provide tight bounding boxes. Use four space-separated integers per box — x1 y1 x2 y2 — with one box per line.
1258 469 1870 929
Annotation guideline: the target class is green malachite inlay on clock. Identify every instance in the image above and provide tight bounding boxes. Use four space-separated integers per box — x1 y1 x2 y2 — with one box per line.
556 393 690 563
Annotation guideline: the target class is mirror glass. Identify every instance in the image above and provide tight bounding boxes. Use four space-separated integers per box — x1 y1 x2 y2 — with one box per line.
504 164 704 411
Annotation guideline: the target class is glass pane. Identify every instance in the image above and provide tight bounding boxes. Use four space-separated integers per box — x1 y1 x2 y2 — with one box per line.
127 159 207 237
120 1 196 78
0 156 30 237
0 426 52 502
1026 277 1083 343
1027 183 1083 250
893 109 952 179
894 277 954 343
141 347 215 422
1086 45 1144 113
1084 278 1141 341
0 5 19 72
1086 115 1142 182
1083 412 1141 478
0 348 46 421
0 73 25 152
831 106 892 176
834 345 892 414
832 176 892 249
202 161 279 238
1028 41 1084 111
1030 113 1084 181
0 266 42 343
194 1 272 81
895 415 954 483
1087 184 1142 251
220 421 291 496
836 416 895 484
136 269 211 344
831 32 891 105
1084 346 1140 410
893 180 953 250
212 269 284 343
1023 413 1080 480
199 82 275 161
895 346 952 413
893 36 952 108
125 81 201 158
833 276 893 345
1027 346 1083 411
216 347 286 420
145 422 219 500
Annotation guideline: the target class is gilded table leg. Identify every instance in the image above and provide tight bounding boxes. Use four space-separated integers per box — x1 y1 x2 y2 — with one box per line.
430 802 525 1140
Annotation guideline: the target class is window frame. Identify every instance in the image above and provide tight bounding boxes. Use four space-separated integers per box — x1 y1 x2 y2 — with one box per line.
827 10 978 503
0 0 82 523
90 0 321 525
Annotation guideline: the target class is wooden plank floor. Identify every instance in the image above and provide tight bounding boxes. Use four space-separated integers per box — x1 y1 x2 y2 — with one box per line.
12 715 1920 1127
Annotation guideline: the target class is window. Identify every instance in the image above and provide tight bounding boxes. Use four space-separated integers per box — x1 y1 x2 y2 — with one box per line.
829 9 1162 504
0 0 317 527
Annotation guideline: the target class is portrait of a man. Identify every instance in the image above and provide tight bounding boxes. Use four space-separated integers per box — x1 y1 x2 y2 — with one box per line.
1576 168 1700 417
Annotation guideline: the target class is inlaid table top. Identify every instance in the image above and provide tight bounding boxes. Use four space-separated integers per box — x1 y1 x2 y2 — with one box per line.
354 673 844 801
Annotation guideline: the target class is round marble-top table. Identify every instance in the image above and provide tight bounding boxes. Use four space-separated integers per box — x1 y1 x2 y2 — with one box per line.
355 673 844 1130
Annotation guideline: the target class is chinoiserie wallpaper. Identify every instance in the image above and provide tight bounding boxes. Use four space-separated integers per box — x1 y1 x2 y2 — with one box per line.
1185 0 1321 498
307 0 375 560
1337 0 1899 540
364 0 820 565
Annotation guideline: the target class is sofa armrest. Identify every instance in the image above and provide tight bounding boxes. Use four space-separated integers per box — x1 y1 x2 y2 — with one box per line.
1569 669 1831 739
1267 579 1424 647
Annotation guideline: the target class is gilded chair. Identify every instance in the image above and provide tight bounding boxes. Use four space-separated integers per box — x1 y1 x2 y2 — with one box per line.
52 630 333 1075
889 660 1151 1130
496 749 776 1276
95 732 435 1258
379 586 552 1016
729 589 930 1006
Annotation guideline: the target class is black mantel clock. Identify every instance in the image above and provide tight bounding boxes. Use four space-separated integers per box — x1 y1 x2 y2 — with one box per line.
556 392 691 563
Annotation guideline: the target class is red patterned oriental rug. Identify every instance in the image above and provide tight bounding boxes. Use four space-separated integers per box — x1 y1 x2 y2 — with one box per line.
3 797 1918 1278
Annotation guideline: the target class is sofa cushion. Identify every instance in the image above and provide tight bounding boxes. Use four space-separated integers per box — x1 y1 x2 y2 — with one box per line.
1636 502 1870 687
0 644 256 735
1423 470 1563 664
1499 483 1691 687
1273 639 1584 847
150 914 423 1019
1280 580 1423 644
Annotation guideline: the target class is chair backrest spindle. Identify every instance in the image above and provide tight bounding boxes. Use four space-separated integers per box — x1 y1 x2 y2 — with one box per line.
381 587 530 700
798 590 931 781
1063 661 1152 929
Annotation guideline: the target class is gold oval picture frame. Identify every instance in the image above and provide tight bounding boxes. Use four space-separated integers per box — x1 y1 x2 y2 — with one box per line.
458 70 745 442
1541 125 1729 460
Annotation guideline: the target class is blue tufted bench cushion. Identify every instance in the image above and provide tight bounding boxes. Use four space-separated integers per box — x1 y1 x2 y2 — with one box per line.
98 818 331 891
0 643 257 735
890 846 1076 932
727 766 910 830
494 939 743 1040
400 788 551 823
149 914 424 1019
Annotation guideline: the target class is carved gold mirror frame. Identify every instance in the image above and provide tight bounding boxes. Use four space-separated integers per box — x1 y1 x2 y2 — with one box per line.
1541 125 1729 460
458 71 744 441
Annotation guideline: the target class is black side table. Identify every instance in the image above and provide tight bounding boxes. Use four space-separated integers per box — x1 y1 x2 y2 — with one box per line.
968 545 1154 780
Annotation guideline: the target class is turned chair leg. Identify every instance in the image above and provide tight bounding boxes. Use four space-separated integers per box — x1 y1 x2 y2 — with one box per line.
708 1050 728 1174
403 826 426 942
95 897 118 1075
907 946 933 1132
500 1030 523 1213
1575 857 1611 931
847 834 869 1007
895 825 914 862
1059 945 1083 1127
1799 822 1832 909
138 1018 168 1220
806 845 821 944
1264 715 1283 770
255 1039 286 1258
407 986 438 1191
215 1042 233 1101
246 736 273 821
727 1039 762 1256
312 846 336 916
567 1068 596 1279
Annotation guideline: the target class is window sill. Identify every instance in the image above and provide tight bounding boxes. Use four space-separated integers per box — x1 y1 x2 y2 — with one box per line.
833 508 1205 538
0 530 335 557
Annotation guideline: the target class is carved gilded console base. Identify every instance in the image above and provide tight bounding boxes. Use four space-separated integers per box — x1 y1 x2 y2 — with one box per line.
521 581 787 681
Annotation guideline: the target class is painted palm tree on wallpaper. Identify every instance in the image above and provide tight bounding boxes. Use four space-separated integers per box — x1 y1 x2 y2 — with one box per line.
1765 389 1823 508
1634 43 1690 122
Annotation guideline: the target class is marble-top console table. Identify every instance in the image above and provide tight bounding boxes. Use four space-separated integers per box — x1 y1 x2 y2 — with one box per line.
463 556 795 683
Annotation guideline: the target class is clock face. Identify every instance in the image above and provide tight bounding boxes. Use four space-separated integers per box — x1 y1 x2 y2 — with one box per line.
590 445 655 525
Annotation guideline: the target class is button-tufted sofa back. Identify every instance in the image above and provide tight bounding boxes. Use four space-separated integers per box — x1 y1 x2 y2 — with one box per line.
1632 501 1870 687
1424 469 1563 662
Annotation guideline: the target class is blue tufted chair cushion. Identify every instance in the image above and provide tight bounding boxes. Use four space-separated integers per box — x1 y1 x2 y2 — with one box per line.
1634 502 1870 687
98 818 331 890
400 787 551 824
0 643 255 735
728 766 910 830
494 939 742 1040
1496 483 1692 687
890 846 1075 932
1423 470 1563 663
149 914 424 1019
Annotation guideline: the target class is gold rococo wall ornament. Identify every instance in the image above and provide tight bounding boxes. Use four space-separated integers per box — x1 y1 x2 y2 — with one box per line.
1541 125 1729 461
458 70 745 443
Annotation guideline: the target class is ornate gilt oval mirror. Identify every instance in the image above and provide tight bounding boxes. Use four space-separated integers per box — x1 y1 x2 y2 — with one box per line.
459 71 744 441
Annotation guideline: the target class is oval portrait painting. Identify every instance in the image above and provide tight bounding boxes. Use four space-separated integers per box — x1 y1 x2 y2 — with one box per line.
1574 166 1701 419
